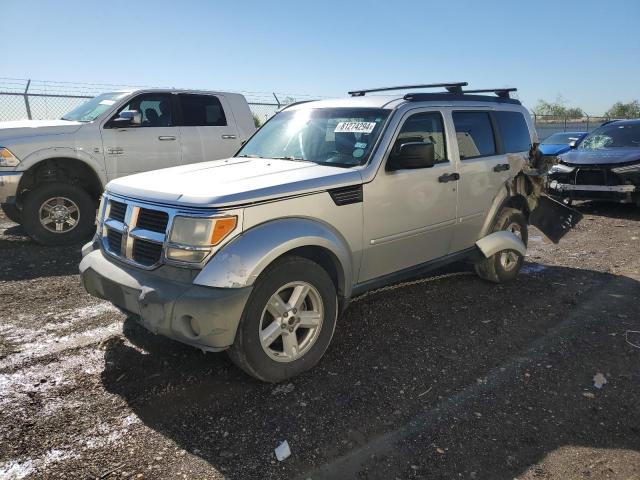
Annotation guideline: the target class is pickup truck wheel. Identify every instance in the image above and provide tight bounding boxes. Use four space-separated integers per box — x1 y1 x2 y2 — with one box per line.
1 203 22 224
22 183 96 245
475 208 528 283
228 256 338 382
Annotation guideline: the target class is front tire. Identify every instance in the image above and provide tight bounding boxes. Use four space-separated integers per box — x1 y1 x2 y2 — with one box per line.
1 203 22 224
475 207 528 283
22 183 96 245
228 256 338 382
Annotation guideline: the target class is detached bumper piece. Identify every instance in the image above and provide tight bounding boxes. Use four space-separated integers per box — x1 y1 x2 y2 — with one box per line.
79 249 252 351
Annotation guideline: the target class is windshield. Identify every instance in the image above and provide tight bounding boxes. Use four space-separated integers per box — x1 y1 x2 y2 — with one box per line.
542 132 585 145
579 123 640 150
237 107 390 167
61 92 129 122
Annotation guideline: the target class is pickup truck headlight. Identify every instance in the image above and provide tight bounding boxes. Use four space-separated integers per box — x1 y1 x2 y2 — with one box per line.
0 147 20 167
167 216 238 263
549 163 575 174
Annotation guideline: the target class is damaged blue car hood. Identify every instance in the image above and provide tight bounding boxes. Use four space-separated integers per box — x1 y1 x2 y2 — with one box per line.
560 147 640 166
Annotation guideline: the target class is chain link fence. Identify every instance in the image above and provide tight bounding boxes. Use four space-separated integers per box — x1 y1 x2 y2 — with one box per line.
532 114 632 141
1 78 635 138
0 78 319 126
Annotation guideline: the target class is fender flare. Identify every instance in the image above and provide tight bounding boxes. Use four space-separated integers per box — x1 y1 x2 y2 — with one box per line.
194 217 354 298
20 147 108 187
475 230 527 258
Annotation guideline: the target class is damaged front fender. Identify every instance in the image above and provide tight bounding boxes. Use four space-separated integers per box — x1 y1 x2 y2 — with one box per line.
501 147 583 244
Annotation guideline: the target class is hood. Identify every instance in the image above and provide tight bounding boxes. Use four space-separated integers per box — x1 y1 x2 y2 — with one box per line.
0 119 84 142
106 157 363 208
560 147 640 166
539 144 571 156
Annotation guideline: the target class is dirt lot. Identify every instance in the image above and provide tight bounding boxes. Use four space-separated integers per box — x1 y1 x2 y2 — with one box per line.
0 202 639 480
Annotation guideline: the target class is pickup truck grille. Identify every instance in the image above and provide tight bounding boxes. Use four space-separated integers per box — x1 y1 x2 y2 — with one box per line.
101 196 173 269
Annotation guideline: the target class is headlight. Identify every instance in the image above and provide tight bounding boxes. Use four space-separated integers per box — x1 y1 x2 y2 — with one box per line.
549 163 575 174
612 163 640 174
0 147 20 167
167 215 238 263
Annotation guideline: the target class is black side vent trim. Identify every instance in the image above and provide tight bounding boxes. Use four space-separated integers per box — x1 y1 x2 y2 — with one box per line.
329 185 363 206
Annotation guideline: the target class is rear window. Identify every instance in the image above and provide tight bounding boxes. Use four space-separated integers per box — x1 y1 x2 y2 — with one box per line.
452 111 496 159
495 111 532 153
179 94 227 127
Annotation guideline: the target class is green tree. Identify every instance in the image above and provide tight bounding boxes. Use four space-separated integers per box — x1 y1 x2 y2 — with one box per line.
605 100 640 119
252 113 263 128
533 96 584 117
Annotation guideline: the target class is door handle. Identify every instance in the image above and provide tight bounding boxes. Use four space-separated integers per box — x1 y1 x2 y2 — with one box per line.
493 163 510 172
438 172 460 183
158 136 176 141
221 134 237 139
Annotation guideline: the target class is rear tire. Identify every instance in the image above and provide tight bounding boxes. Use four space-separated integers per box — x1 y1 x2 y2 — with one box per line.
475 207 528 283
228 256 338 382
1 203 22 224
22 183 96 245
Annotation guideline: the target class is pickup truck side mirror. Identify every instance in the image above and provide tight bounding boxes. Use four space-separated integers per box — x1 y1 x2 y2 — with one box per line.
387 141 436 170
568 140 577 149
112 110 141 127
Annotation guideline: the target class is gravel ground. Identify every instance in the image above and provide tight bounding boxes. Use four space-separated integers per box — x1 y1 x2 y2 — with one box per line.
0 202 639 480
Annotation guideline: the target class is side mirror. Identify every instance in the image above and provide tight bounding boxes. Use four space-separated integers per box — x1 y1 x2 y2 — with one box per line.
387 142 436 170
568 140 577 149
112 110 141 127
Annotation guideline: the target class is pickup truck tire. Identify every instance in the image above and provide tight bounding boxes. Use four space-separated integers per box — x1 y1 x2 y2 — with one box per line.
22 183 96 245
475 207 528 283
1 203 22 224
228 256 338 382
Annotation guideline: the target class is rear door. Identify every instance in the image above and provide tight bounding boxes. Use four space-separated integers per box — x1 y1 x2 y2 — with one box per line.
177 93 241 165
100 93 182 179
449 109 532 252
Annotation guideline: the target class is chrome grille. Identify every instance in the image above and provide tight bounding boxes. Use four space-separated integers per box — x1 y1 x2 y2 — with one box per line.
136 208 169 233
108 200 127 222
133 239 163 266
101 196 172 269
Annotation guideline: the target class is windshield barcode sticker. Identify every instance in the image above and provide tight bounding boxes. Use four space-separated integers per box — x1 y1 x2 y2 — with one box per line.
334 121 376 134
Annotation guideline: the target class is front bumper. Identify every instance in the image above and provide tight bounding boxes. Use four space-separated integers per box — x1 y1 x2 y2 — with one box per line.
79 245 252 351
548 180 637 202
0 172 22 204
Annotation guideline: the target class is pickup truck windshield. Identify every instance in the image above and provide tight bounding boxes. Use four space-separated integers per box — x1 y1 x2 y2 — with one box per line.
237 107 390 167
579 123 640 149
61 92 128 122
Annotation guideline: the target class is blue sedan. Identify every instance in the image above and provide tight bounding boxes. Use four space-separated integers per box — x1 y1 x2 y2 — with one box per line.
539 131 588 156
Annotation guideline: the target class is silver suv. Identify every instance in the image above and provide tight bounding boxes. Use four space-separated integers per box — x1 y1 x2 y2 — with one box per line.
80 82 571 382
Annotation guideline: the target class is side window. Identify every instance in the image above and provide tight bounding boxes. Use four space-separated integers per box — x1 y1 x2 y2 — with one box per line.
179 94 227 127
495 111 532 153
394 112 447 163
115 94 173 127
452 111 496 159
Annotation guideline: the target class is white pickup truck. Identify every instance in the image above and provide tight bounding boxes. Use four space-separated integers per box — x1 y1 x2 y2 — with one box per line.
0 89 256 244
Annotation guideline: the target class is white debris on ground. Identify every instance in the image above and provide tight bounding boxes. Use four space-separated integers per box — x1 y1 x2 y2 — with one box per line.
275 440 291 462
593 372 607 389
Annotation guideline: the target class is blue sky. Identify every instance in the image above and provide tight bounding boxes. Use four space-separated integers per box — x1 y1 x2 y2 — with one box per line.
3 0 639 114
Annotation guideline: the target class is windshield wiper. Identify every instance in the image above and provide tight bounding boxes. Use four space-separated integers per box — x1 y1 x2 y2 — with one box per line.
271 156 312 163
236 154 265 158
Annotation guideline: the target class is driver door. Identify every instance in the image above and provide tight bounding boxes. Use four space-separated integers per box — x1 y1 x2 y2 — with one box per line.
100 93 182 180
360 110 459 282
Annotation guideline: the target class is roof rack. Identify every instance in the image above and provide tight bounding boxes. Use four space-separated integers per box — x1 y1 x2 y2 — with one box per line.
458 88 517 99
348 82 467 97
